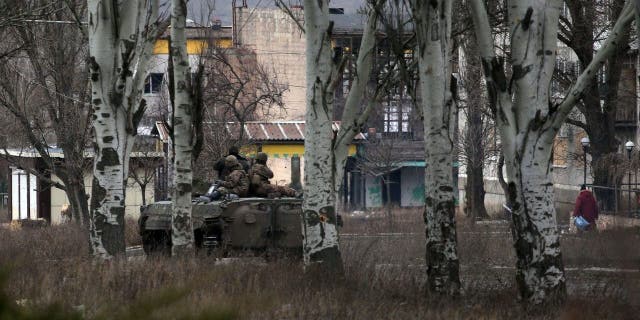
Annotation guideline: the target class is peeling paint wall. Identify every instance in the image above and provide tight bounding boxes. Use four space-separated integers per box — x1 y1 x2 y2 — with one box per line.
361 167 426 208
400 167 425 207
365 175 383 208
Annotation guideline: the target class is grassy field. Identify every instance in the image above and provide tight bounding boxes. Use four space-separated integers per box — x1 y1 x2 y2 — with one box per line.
0 212 638 319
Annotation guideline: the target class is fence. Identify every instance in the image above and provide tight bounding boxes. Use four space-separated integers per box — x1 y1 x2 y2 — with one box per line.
0 193 7 222
0 193 6 210
589 184 640 218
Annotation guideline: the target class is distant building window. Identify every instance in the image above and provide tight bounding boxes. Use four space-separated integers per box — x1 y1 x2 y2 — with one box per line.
144 73 164 94
383 100 411 133
384 104 399 133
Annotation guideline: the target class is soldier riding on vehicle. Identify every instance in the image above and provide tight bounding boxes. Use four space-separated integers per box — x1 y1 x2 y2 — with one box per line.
249 152 299 198
211 155 249 199
214 146 251 180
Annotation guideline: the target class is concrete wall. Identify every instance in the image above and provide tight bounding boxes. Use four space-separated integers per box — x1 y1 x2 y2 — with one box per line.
237 7 307 120
142 54 204 127
266 156 305 186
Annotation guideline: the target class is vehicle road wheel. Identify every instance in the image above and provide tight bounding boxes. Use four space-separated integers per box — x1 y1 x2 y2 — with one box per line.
142 230 171 256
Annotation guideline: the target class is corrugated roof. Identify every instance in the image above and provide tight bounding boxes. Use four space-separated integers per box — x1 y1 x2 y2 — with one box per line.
160 26 232 40
153 121 171 143
205 121 365 142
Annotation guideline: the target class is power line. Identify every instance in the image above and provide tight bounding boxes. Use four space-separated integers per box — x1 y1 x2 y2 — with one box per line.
7 64 91 107
20 19 86 25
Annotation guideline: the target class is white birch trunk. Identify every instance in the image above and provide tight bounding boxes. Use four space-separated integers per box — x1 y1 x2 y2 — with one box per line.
302 0 342 271
411 0 460 295
87 0 165 257
332 4 382 196
170 0 195 256
469 0 634 304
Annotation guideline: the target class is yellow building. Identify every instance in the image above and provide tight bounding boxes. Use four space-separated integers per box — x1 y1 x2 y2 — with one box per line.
152 27 233 55
221 121 362 185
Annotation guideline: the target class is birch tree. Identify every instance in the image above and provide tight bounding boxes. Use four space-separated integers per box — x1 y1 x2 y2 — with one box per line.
87 0 168 257
300 0 386 270
409 0 461 295
169 0 195 256
469 0 635 304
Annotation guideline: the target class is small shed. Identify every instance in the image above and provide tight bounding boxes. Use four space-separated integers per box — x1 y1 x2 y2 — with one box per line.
0 147 163 224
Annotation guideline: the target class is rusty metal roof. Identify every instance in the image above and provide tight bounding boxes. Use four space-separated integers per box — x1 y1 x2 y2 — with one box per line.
154 121 171 143
205 121 365 142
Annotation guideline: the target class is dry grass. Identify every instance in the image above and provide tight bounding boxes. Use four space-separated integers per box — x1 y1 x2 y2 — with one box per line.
0 208 8 223
0 214 638 319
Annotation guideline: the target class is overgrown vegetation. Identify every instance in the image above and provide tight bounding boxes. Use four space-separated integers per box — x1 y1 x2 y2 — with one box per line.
0 214 638 319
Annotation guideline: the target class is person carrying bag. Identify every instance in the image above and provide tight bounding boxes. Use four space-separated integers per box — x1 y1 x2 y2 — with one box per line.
573 184 598 231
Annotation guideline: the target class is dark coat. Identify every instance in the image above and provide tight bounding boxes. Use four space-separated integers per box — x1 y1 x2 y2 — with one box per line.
214 153 250 179
573 190 598 223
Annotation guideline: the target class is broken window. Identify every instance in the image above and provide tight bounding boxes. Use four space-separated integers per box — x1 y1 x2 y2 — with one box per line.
144 73 164 94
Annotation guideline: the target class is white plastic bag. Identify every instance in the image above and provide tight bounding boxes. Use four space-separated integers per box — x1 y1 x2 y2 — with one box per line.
574 216 590 230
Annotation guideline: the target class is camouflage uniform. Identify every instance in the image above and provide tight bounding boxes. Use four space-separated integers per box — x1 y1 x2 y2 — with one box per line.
214 147 251 180
217 156 249 197
249 153 297 197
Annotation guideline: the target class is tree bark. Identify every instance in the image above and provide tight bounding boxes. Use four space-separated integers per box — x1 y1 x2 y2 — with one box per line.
464 163 488 220
170 0 195 256
411 0 461 295
66 174 90 225
332 2 386 199
87 0 165 258
462 31 489 221
301 0 343 272
292 0 385 270
469 0 634 304
141 184 147 206
563 0 628 210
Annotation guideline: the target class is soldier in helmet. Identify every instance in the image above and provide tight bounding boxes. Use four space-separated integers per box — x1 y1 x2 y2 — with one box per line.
215 155 249 198
214 146 251 180
249 152 298 198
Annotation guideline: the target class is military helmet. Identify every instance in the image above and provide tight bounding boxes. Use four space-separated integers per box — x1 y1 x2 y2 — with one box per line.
256 152 268 163
225 155 239 167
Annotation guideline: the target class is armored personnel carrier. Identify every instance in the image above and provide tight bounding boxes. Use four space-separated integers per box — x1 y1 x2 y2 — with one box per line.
138 188 303 256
